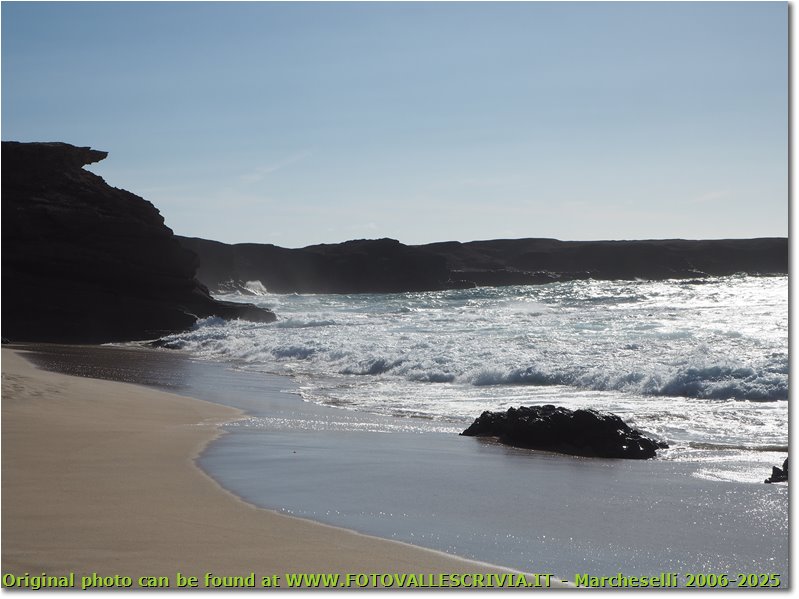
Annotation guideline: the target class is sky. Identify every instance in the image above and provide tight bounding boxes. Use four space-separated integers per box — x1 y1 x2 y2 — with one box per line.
2 2 788 248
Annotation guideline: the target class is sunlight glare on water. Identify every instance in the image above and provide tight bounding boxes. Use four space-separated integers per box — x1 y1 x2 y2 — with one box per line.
159 275 787 480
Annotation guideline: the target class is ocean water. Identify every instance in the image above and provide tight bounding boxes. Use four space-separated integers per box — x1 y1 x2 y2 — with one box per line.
162 275 788 484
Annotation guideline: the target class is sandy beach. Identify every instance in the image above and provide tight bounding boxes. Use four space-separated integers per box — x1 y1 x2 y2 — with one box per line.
2 348 563 589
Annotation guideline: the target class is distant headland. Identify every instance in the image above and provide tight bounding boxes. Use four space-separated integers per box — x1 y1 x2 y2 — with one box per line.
178 235 787 296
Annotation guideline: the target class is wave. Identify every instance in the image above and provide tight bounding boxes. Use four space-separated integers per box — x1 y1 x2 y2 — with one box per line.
341 358 405 376
157 278 786 406
471 367 569 387
272 345 317 359
274 318 336 329
467 364 786 401
408 371 456 383
162 327 786 403
650 366 785 401
688 442 789 452
243 280 269 295
323 352 787 401
158 327 787 402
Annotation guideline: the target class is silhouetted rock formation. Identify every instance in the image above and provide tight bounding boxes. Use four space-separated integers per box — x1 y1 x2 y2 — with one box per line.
765 457 788 484
178 237 460 294
461 405 668 459
178 235 787 295
427 237 787 283
2 141 275 343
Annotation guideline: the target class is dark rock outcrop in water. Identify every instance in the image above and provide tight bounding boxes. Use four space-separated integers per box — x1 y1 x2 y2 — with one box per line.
2 141 275 343
178 235 787 295
461 405 668 459
765 457 788 484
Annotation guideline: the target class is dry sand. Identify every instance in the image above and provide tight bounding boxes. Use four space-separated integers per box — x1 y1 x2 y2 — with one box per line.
2 348 565 588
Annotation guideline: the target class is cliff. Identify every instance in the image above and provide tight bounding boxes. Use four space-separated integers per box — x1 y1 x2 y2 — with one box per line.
2 141 275 343
177 237 456 294
177 235 787 295
426 237 788 284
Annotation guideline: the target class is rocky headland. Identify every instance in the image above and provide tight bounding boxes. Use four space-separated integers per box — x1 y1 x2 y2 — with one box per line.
2 141 275 343
178 236 454 294
178 235 787 295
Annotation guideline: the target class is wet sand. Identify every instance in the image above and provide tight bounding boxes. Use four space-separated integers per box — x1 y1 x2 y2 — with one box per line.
2 347 563 588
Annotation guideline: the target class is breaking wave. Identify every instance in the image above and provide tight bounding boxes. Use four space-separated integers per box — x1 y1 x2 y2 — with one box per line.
150 275 787 477
467 364 787 401
158 275 787 405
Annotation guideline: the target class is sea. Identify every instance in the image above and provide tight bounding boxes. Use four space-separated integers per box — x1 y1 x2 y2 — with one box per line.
154 274 788 582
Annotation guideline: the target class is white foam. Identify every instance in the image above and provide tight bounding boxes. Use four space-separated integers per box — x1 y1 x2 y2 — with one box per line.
243 280 269 295
160 275 788 471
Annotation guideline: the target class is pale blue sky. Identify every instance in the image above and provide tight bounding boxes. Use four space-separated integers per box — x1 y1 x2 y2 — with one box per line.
2 2 787 247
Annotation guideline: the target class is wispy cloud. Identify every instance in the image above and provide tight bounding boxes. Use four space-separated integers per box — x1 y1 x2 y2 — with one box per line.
240 151 313 184
691 190 731 204
348 221 379 233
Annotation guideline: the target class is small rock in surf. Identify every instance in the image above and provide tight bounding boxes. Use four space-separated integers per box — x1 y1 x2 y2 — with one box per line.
764 457 788 484
461 404 668 459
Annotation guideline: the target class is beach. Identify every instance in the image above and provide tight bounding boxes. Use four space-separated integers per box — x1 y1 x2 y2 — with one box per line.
2 347 560 589
3 341 788 588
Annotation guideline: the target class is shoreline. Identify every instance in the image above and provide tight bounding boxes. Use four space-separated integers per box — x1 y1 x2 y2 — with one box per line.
2 347 566 588
4 343 787 586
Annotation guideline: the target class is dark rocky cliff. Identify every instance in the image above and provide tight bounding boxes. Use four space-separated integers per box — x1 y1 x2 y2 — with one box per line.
177 235 787 295
2 141 275 343
178 236 457 294
427 237 788 284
